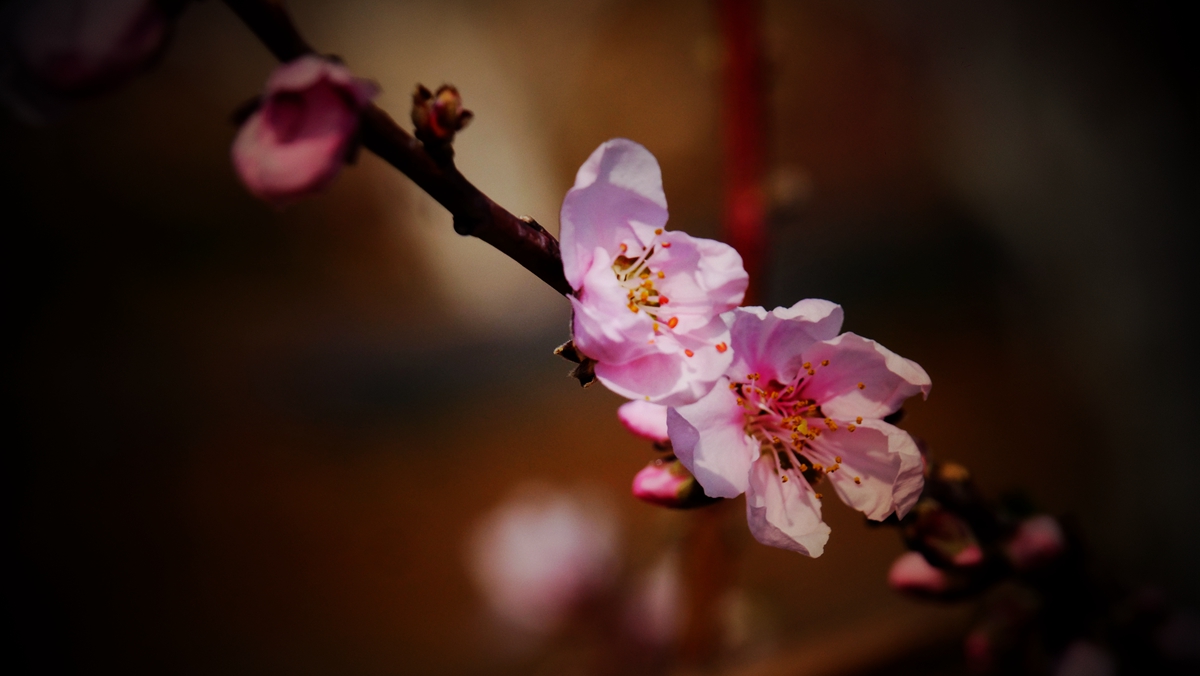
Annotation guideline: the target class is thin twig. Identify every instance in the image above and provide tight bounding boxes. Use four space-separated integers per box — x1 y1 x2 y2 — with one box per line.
220 0 572 296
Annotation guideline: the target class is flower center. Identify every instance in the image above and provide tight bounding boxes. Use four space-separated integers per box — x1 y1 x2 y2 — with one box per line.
731 364 863 491
612 229 670 320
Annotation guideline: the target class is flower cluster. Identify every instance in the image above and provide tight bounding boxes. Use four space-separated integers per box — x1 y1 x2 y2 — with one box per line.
565 140 931 555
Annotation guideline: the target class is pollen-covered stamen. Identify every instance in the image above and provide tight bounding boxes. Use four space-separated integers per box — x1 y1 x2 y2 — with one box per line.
612 232 675 320
731 365 865 491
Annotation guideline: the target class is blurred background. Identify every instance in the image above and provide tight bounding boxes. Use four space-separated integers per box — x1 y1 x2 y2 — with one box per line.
4 0 1196 673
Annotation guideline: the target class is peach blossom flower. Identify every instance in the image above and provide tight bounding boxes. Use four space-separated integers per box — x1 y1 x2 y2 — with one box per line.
232 55 377 206
668 300 930 555
467 485 619 635
561 139 748 406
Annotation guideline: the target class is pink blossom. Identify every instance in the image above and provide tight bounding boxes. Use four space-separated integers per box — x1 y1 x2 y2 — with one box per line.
467 485 619 635
631 457 697 508
1005 515 1065 571
623 552 682 646
3 0 174 120
888 551 950 595
668 300 930 555
561 139 748 406
618 400 669 443
232 55 378 206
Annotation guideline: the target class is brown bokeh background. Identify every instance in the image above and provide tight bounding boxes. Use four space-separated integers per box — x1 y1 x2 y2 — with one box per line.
5 0 1196 674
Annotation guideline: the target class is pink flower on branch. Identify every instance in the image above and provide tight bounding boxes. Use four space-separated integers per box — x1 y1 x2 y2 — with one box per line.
561 139 749 406
232 55 378 206
3 0 179 121
668 300 930 555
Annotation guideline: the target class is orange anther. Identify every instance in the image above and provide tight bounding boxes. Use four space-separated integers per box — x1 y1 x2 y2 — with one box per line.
716 342 728 353
667 317 679 329
857 382 865 390
684 349 694 357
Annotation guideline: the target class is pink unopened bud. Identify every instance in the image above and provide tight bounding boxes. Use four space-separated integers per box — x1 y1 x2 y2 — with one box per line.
231 55 378 206
411 84 473 144
1005 515 1066 571
888 551 950 595
618 400 669 444
3 0 176 121
632 457 718 509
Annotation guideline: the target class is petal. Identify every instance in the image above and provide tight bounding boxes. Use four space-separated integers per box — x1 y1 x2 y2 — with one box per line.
597 339 731 406
725 300 844 385
799 333 930 420
806 419 924 520
652 231 747 327
618 400 669 443
265 54 331 93
667 383 756 498
745 455 830 556
231 86 356 205
569 250 655 365
560 139 669 290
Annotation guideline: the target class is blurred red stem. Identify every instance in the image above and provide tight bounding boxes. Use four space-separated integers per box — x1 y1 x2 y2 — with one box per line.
220 0 572 296
718 0 768 304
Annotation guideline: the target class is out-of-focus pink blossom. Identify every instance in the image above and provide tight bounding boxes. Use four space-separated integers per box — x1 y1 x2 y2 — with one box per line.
668 300 930 555
561 139 748 407
623 552 682 647
888 551 950 595
232 55 378 206
2 0 175 120
1005 515 1066 571
1054 641 1117 676
467 485 619 635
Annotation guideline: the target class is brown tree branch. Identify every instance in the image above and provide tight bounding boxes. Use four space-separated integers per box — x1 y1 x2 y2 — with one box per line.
221 0 572 297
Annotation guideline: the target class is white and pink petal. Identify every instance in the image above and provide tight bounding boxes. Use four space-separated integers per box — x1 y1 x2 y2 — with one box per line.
745 455 830 557
806 419 924 521
667 382 757 498
799 333 930 421
726 300 844 386
560 139 669 290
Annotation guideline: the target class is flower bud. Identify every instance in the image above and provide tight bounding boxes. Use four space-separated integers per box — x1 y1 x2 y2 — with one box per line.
888 551 950 596
411 83 473 144
1004 515 1065 571
632 456 719 509
231 55 378 206
904 499 984 568
2 0 178 122
618 400 669 444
